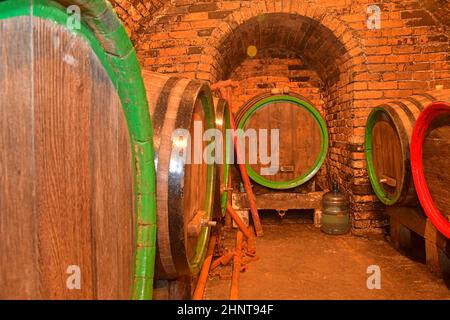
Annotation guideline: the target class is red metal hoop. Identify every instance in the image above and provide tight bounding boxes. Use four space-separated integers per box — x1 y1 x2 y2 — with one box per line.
411 102 450 239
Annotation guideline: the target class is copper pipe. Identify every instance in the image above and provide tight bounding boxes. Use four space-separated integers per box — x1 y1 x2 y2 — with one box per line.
227 105 263 236
230 231 243 300
192 235 216 300
226 202 255 241
211 252 235 270
245 230 257 256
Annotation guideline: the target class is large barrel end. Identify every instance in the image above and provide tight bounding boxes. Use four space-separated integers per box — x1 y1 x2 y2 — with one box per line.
411 101 450 239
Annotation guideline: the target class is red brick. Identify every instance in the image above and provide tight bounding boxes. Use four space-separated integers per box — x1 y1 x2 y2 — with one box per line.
108 0 450 234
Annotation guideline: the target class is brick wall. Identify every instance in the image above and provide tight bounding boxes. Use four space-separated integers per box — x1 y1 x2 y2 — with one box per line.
111 0 450 235
228 49 323 114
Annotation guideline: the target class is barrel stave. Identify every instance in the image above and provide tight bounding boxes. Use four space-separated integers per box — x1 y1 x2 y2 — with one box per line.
213 98 231 217
142 71 215 282
0 16 135 299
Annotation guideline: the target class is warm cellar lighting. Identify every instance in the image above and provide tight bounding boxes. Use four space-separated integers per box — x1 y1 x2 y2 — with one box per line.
247 45 258 58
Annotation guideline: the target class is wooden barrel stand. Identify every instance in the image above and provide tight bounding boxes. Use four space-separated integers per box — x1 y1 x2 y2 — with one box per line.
388 206 450 289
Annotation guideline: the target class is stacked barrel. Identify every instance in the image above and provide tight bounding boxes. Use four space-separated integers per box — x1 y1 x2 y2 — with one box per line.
365 89 450 287
365 89 450 232
7 0 450 301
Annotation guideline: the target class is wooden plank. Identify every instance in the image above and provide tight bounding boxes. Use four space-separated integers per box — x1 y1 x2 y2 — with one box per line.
244 101 322 183
154 76 190 279
388 206 449 278
1 16 135 300
232 191 324 210
185 97 209 261
387 207 427 238
372 116 403 197
422 114 450 222
116 96 135 299
0 16 41 299
34 19 94 299
33 19 134 299
88 49 133 299
425 219 450 277
379 174 397 188
388 206 448 250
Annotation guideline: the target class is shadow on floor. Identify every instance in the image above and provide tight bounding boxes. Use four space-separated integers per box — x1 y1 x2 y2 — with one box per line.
205 223 450 300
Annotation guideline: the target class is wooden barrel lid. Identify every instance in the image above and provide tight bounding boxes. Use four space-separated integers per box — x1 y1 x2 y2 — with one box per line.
365 95 435 205
236 93 328 189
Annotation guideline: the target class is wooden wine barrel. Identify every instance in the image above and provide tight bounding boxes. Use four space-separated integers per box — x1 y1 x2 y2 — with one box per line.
235 93 328 189
214 98 231 217
141 71 216 283
0 1 156 299
365 89 450 206
411 101 450 239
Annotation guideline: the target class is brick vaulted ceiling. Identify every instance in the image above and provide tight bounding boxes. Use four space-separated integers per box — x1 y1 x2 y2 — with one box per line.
216 13 349 85
110 0 170 39
109 0 450 83
422 0 450 28
110 0 450 39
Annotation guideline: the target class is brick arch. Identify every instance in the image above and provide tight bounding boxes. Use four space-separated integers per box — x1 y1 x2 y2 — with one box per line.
111 0 170 40
205 1 368 84
202 1 372 219
421 0 450 29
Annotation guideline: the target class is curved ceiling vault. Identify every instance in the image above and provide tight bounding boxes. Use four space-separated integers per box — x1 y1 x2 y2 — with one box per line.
216 13 350 86
422 0 450 28
110 0 170 38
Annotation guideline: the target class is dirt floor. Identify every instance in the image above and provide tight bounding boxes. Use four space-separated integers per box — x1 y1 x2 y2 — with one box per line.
204 215 450 300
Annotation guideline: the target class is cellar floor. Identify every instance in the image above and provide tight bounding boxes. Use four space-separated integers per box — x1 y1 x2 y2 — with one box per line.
204 216 450 300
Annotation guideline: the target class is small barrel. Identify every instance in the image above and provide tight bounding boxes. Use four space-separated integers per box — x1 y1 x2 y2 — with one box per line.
0 1 156 299
214 98 232 217
235 93 328 190
411 101 450 239
142 71 216 282
365 89 450 206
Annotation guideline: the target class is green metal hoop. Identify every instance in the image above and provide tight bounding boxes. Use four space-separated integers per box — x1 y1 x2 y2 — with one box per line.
237 95 329 190
188 92 216 275
220 104 231 216
365 107 402 205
